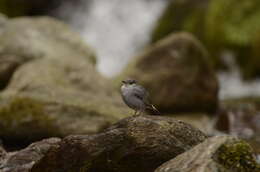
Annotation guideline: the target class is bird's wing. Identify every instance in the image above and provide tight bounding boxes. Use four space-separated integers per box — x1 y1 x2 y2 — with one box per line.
132 85 149 103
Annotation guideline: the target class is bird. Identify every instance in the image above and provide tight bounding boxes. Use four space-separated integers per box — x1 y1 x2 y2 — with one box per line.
120 79 160 115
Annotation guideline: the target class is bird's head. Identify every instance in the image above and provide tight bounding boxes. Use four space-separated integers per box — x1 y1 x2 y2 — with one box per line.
122 79 137 86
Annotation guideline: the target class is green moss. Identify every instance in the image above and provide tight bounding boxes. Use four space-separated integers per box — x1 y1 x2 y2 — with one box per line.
151 0 209 43
0 97 57 140
205 0 260 78
152 0 260 77
215 140 260 172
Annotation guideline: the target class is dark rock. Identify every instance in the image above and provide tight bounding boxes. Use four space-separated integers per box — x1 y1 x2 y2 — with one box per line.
117 32 218 113
0 143 6 165
0 55 32 90
0 138 61 172
31 115 207 172
155 135 260 172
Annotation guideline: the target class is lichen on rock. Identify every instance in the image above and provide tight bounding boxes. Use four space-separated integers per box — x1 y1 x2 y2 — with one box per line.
155 135 260 172
215 140 260 172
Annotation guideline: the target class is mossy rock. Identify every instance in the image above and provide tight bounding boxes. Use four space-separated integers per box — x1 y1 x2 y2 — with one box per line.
117 32 218 113
0 16 129 145
0 97 58 141
155 135 260 172
0 95 125 145
216 140 260 172
0 16 96 91
152 0 260 78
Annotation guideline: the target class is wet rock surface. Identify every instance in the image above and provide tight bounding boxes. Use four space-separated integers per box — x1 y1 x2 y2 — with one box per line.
155 135 260 172
31 115 207 172
118 32 218 113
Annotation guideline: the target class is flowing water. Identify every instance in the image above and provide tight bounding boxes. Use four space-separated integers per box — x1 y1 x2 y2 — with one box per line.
54 0 260 99
55 0 168 76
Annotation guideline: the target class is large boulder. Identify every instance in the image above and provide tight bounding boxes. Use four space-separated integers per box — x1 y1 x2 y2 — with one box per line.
152 0 260 79
117 32 218 113
31 115 207 172
0 16 128 145
155 135 260 172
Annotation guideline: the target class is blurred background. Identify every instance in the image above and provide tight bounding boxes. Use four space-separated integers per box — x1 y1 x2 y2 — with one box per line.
0 0 259 163
0 0 260 98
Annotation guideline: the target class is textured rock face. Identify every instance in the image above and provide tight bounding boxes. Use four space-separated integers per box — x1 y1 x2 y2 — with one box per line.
0 138 61 172
155 135 260 172
31 115 207 172
0 16 128 145
118 32 218 113
0 143 6 165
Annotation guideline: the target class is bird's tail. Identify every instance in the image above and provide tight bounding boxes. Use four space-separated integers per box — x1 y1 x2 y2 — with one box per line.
145 104 161 115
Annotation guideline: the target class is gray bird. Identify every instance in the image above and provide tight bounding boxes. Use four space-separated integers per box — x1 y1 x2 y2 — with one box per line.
121 79 160 115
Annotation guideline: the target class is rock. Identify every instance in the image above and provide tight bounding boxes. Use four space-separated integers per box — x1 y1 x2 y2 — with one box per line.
155 135 260 172
117 32 218 113
0 16 95 90
172 113 214 135
0 16 128 145
31 115 207 172
0 138 61 172
152 0 260 78
0 96 123 145
216 98 260 155
0 142 6 164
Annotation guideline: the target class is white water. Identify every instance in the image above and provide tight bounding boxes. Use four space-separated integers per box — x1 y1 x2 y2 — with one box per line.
55 0 168 77
218 53 260 99
55 0 260 99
